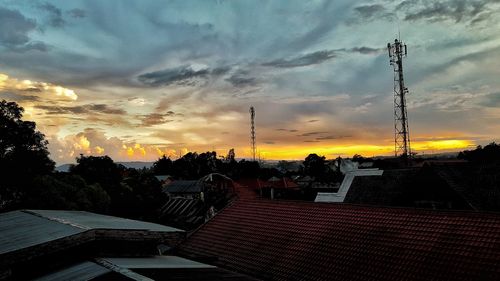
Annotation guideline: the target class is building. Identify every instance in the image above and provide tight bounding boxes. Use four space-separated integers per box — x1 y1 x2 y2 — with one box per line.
160 173 239 230
0 209 255 280
177 198 500 281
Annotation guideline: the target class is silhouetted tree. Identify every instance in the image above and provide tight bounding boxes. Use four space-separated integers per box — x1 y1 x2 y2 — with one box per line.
70 155 131 215
152 155 173 175
0 100 55 210
121 168 167 221
25 174 110 212
458 142 500 164
237 159 260 178
303 154 327 180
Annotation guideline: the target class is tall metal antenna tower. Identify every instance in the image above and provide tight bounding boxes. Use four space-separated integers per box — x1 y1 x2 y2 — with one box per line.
387 38 411 160
249 106 256 161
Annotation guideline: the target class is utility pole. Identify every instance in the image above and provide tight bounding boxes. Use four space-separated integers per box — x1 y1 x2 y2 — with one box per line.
249 106 256 161
388 38 411 161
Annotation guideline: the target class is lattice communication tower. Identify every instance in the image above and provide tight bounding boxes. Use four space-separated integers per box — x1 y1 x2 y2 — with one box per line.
388 39 411 159
249 106 256 161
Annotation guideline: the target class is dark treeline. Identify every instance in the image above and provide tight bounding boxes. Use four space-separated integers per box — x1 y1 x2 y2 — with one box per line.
0 100 315 219
458 143 500 164
2 99 500 219
0 100 165 220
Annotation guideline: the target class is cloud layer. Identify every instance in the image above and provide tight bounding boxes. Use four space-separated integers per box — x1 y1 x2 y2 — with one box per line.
1 0 499 164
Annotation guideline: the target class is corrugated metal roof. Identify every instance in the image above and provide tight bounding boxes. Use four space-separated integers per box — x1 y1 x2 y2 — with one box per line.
164 180 202 193
33 261 111 281
102 256 216 269
0 210 183 258
0 211 83 255
155 175 172 181
29 210 181 232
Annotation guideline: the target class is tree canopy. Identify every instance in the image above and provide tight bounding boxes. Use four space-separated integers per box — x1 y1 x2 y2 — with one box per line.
0 100 55 209
458 142 500 164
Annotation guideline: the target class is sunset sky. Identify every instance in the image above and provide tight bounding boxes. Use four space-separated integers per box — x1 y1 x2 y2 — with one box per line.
1 0 500 164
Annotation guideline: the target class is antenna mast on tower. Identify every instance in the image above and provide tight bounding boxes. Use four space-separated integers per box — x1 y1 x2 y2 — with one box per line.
249 106 256 161
387 38 411 160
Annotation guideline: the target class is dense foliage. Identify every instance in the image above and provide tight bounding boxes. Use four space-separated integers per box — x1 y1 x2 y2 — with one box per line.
0 100 166 221
458 142 500 164
0 100 55 209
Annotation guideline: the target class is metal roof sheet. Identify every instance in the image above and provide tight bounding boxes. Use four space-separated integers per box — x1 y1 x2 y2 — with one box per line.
155 175 172 181
102 256 216 269
29 210 181 232
0 211 83 255
164 180 202 193
33 261 111 281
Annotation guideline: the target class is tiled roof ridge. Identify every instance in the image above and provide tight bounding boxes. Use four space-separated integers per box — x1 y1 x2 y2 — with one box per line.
233 198 500 218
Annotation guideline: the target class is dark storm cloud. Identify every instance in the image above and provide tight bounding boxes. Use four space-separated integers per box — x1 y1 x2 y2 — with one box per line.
354 4 387 19
139 112 175 127
18 41 49 52
68 8 86 18
352 0 500 25
138 65 211 86
39 2 65 27
351 4 395 23
397 0 498 25
0 92 40 102
479 92 500 107
37 104 126 115
225 69 257 87
316 135 352 140
211 66 231 76
263 47 381 70
263 50 336 68
349 47 384 55
0 7 40 49
298 131 329 137
22 87 42 93
276 128 299 132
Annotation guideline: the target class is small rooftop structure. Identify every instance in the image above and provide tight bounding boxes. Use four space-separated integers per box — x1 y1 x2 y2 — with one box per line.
315 169 383 203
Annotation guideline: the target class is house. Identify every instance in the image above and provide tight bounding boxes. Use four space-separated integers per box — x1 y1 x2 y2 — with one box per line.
177 198 500 281
160 173 239 229
0 209 255 280
154 174 173 186
163 180 203 199
418 161 500 211
314 165 475 210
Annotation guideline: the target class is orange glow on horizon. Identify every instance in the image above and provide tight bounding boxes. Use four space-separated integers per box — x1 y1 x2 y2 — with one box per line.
74 138 476 162
252 139 476 160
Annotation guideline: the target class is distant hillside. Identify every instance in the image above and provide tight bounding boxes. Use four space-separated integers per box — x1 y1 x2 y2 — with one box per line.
55 161 154 172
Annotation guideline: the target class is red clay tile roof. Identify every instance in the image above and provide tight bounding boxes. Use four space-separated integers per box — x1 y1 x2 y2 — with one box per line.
178 199 500 281
233 182 260 200
236 179 267 189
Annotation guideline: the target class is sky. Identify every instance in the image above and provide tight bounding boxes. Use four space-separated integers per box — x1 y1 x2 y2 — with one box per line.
1 0 500 164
